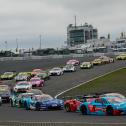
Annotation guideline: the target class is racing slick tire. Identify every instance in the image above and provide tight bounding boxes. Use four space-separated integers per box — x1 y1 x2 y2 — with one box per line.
80 105 87 115
106 106 114 116
24 101 30 110
10 99 14 107
35 102 40 111
18 100 22 108
65 104 71 112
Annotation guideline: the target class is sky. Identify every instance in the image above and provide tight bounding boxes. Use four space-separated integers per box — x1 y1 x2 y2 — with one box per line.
0 0 126 50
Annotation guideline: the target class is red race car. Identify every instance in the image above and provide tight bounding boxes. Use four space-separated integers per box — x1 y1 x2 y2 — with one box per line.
64 95 98 112
66 59 80 66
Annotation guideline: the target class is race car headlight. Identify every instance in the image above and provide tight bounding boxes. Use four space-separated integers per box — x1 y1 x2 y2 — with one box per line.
59 100 63 104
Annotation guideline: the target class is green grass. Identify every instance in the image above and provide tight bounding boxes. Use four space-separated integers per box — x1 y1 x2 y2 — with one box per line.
59 68 126 98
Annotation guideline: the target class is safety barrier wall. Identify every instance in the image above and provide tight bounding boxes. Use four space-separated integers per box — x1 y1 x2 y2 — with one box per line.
0 122 125 126
0 52 124 61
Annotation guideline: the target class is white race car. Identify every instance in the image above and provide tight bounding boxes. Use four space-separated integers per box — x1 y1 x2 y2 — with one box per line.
99 56 114 64
49 67 63 76
80 62 93 69
63 64 76 72
14 81 32 92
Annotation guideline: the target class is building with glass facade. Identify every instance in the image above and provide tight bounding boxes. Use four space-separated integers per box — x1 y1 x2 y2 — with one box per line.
67 23 98 47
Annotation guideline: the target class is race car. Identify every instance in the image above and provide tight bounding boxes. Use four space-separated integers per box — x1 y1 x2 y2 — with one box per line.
13 81 32 93
10 89 43 107
92 58 103 65
35 71 50 80
15 72 31 81
63 64 76 72
0 85 11 103
116 54 126 60
31 69 43 76
0 71 17 80
99 56 114 64
66 59 80 66
49 67 63 76
64 95 97 112
29 77 44 87
79 97 126 116
24 94 64 110
80 62 93 69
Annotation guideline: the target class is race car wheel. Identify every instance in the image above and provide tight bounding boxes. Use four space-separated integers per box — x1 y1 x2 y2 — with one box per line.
35 102 40 111
18 100 22 108
106 106 114 116
24 102 29 110
80 105 87 115
65 104 71 112
10 99 14 107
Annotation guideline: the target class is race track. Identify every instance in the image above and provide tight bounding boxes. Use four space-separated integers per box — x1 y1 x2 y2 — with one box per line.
0 57 126 123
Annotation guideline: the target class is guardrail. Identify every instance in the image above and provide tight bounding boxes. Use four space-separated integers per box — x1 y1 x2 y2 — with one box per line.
0 122 125 126
0 52 124 61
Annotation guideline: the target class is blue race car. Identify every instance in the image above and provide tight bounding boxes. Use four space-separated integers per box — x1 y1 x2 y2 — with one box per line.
79 97 126 116
24 94 64 111
10 89 43 107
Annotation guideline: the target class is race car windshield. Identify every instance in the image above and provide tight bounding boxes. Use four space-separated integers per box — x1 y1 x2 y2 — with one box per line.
17 83 29 86
30 79 40 81
36 95 53 101
0 90 9 94
0 86 8 91
105 94 125 99
52 68 60 71
65 65 72 68
107 98 124 104
29 90 43 95
33 70 42 72
82 62 90 65
121 54 126 56
37 73 45 76
69 60 76 62
19 73 27 76
4 72 13 75
42 96 53 101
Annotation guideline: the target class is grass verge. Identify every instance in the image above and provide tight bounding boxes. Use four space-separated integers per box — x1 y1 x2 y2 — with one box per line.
59 67 126 98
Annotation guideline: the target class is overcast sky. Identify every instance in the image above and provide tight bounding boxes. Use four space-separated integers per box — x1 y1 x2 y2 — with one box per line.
0 0 126 50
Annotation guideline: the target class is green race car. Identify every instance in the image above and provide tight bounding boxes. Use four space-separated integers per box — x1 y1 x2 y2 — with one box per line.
0 71 17 80
15 72 31 81
35 71 50 80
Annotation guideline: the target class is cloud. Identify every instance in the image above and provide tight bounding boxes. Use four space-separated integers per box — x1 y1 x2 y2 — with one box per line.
0 0 126 49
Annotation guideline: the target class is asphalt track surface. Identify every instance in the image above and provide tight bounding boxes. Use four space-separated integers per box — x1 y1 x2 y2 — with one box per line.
0 57 126 123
